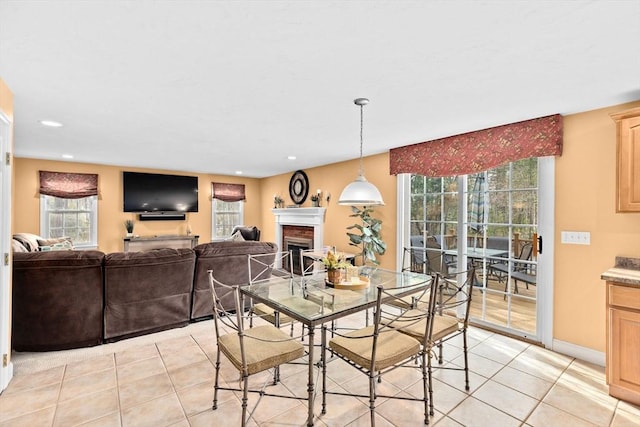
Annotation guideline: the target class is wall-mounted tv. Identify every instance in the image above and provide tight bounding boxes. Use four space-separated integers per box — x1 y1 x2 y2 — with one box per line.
123 171 199 215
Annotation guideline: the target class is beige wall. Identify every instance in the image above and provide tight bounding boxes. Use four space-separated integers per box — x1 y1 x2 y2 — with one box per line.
555 100 640 352
10 99 640 354
260 152 397 270
12 159 263 254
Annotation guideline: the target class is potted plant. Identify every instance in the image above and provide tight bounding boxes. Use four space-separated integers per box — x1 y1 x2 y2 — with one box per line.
346 206 387 266
124 219 134 237
321 250 350 284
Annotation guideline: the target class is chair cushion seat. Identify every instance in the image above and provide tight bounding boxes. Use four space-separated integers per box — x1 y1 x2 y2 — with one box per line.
384 310 461 342
329 325 420 371
253 303 294 325
218 324 304 375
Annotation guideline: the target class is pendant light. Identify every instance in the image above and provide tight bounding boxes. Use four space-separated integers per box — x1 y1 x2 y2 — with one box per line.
338 98 385 206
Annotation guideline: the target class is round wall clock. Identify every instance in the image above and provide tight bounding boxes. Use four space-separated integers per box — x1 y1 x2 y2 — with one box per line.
289 170 309 205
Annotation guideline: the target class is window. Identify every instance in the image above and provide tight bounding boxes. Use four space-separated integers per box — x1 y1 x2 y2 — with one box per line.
40 195 98 248
211 199 244 240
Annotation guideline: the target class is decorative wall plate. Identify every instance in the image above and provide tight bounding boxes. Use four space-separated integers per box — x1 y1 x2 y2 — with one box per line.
289 170 309 205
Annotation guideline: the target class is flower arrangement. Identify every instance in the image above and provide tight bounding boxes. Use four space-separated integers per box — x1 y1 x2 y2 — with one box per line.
273 195 285 208
124 219 134 233
321 250 350 271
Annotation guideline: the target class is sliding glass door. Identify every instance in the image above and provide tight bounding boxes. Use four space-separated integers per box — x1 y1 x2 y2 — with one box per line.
405 158 540 341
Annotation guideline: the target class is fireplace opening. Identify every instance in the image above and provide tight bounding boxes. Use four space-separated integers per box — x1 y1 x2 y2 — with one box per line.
284 236 313 275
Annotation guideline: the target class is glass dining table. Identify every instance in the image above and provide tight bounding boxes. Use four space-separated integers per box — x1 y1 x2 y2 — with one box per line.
240 266 432 427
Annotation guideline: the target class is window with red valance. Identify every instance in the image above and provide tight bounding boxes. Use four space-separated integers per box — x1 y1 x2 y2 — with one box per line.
39 171 99 199
389 114 563 177
212 182 246 202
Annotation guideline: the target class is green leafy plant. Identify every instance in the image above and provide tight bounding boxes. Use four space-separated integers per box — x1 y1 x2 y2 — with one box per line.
124 219 134 233
346 206 386 265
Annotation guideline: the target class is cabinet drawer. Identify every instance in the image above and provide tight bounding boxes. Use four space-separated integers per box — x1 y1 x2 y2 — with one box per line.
609 284 640 310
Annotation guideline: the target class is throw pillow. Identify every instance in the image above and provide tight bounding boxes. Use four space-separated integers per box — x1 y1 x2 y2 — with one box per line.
230 230 245 242
37 237 74 250
13 233 43 252
12 239 28 252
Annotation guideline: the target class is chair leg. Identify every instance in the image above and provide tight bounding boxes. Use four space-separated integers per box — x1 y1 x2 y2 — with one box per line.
437 342 444 364
241 373 249 427
321 326 327 415
421 351 430 425
427 348 434 416
213 349 221 410
462 330 470 392
369 373 376 427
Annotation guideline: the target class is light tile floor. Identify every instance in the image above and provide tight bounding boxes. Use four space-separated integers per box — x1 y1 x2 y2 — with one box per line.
2 315 639 427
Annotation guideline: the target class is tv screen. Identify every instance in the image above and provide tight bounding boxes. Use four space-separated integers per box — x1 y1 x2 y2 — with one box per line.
123 171 199 213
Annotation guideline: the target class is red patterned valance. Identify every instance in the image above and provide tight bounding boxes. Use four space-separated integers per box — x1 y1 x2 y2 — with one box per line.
39 171 98 199
212 182 245 202
389 114 563 177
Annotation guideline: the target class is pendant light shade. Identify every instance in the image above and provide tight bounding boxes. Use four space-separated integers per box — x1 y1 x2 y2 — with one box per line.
338 98 385 206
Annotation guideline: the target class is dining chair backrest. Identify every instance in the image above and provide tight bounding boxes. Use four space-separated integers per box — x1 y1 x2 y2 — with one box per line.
437 265 476 323
299 248 327 277
247 251 294 285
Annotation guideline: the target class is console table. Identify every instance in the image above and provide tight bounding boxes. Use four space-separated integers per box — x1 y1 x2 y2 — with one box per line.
123 235 199 252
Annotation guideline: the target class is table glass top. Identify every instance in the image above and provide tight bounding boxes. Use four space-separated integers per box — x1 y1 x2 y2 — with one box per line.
241 267 432 324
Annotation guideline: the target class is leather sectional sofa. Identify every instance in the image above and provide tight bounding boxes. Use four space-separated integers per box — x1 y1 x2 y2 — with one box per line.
11 240 278 351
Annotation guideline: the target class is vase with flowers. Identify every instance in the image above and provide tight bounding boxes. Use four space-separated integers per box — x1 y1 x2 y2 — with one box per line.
321 250 350 284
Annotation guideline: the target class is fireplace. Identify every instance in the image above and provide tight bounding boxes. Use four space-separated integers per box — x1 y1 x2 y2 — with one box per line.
273 207 326 274
284 236 313 275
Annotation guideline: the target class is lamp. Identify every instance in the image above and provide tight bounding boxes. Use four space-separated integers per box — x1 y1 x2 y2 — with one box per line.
338 98 385 206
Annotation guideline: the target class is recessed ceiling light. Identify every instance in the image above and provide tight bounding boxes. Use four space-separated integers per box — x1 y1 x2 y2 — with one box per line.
235 171 243 175
40 120 63 127
287 155 297 160
61 154 74 159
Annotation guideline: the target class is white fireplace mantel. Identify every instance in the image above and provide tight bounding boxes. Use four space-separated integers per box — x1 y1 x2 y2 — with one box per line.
272 207 326 251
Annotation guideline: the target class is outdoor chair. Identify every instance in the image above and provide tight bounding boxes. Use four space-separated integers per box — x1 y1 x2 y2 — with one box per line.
208 270 306 427
489 242 536 296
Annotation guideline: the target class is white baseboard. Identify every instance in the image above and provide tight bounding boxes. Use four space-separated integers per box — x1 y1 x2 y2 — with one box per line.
552 339 605 367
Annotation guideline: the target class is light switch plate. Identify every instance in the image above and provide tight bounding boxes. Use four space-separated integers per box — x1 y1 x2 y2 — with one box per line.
561 231 591 245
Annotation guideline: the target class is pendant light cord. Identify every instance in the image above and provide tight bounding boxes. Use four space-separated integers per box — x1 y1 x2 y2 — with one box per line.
359 102 364 177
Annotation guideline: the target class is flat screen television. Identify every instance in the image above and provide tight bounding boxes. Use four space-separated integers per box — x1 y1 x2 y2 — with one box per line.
123 171 199 213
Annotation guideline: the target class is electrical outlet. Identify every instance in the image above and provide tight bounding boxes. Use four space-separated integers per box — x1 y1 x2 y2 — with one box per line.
561 231 591 245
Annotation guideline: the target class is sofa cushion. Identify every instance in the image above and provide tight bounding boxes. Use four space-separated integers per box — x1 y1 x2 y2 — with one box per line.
12 250 106 351
103 248 196 341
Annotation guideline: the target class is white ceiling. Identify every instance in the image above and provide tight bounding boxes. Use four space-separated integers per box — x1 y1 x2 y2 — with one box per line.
1 1 639 178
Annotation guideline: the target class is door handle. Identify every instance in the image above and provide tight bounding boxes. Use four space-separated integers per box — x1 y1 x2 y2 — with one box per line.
537 236 543 254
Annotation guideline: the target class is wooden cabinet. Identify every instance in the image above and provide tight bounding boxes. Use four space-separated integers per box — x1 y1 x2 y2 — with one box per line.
610 107 640 212
606 281 640 405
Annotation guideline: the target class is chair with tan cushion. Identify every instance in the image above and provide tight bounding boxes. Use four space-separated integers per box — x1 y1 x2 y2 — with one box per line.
208 270 305 427
321 278 437 426
387 266 476 416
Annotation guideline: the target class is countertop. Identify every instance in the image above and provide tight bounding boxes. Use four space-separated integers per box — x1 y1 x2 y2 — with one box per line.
601 256 640 286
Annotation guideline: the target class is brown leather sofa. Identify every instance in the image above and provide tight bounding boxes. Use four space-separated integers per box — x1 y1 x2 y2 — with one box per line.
11 240 280 350
103 248 196 342
191 241 277 319
12 250 105 351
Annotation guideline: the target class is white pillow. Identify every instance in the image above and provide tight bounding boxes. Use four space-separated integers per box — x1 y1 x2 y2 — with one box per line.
230 230 245 242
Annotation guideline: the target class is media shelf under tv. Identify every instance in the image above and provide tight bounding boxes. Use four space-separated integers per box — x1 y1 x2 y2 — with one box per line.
123 235 199 252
